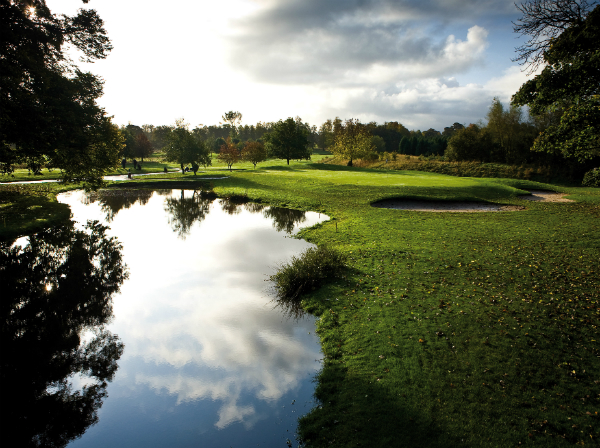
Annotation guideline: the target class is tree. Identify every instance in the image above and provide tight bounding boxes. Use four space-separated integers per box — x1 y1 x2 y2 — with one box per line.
264 117 311 165
148 125 172 151
330 119 375 166
217 138 240 171
371 135 387 153
164 119 211 173
512 0 598 71
512 4 600 161
132 133 153 162
0 0 122 187
486 98 537 164
445 124 493 162
318 120 335 150
442 123 465 138
242 140 267 168
221 111 242 138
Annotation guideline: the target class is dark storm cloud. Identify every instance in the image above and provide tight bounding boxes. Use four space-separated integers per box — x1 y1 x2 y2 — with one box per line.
227 0 516 84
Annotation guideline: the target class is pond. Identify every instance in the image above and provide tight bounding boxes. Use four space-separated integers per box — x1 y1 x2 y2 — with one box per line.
2 189 328 448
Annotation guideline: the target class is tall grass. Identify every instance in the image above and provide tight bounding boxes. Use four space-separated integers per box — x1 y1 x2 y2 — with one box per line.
324 155 578 184
270 246 346 305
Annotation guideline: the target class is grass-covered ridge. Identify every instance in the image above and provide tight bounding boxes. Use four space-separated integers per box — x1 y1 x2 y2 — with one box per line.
2 159 598 446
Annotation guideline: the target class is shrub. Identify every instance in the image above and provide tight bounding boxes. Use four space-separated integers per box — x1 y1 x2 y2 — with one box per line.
269 246 346 302
582 168 600 187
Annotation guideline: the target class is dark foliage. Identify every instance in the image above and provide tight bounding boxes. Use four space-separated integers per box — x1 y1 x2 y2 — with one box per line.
1 221 127 447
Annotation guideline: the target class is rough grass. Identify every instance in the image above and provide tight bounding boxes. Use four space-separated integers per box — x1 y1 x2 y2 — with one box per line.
3 160 599 447
270 245 346 301
322 155 584 185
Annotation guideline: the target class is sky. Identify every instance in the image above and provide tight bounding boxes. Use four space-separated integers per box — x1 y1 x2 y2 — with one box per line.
48 0 537 132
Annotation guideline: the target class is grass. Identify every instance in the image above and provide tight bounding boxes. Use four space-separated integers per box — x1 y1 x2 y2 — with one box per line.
2 158 599 446
0 183 77 241
0 153 332 182
270 245 346 303
321 154 587 186
195 163 600 447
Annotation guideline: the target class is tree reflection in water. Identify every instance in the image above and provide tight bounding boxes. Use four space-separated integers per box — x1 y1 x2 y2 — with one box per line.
219 197 247 215
164 190 212 239
263 207 307 234
85 189 153 222
0 222 128 448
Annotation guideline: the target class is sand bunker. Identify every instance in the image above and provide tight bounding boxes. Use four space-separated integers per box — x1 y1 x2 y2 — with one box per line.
519 190 574 202
372 200 524 212
372 190 573 212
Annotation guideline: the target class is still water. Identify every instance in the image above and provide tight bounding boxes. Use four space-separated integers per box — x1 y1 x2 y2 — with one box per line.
6 189 328 447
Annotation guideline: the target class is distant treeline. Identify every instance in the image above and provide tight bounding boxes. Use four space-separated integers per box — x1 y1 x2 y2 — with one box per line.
120 118 458 158
120 97 598 180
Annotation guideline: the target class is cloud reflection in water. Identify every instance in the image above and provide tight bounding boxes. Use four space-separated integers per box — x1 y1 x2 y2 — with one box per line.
59 189 327 443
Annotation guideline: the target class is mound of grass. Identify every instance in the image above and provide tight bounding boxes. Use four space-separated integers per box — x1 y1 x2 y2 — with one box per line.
270 246 346 302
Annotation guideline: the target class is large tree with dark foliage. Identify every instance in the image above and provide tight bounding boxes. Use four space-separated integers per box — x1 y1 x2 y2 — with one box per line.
164 119 211 172
264 117 311 165
512 3 600 162
0 0 122 187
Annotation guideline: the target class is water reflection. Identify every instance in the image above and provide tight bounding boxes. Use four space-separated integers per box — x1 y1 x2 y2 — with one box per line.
56 190 327 448
86 189 314 240
0 222 127 448
264 207 307 234
86 189 153 222
164 190 212 238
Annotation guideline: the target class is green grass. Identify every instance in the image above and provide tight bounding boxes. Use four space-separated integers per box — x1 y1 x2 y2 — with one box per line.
323 154 587 186
201 163 600 447
3 160 599 446
0 183 77 241
0 153 333 182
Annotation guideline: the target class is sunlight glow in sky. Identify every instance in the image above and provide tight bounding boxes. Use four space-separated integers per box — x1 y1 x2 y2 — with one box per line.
49 0 536 131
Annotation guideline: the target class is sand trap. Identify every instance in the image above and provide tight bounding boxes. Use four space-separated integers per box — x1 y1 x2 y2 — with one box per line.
372 200 524 212
519 190 574 202
373 189 574 212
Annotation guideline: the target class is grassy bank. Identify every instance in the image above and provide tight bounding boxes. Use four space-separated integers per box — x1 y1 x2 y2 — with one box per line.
321 154 587 186
0 183 78 241
2 160 599 446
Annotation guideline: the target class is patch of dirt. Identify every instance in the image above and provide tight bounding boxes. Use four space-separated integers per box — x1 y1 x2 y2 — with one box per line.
520 190 574 202
372 200 525 213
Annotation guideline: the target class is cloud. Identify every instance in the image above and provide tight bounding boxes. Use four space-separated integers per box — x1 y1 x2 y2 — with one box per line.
305 65 537 130
226 0 513 85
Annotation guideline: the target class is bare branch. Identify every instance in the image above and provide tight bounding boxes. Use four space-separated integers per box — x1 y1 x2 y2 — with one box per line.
512 0 598 71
